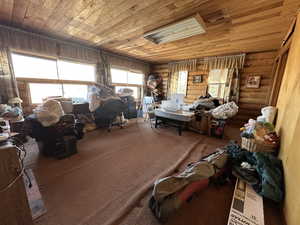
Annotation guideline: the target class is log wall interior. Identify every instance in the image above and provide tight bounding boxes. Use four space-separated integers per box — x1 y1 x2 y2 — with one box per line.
150 50 276 123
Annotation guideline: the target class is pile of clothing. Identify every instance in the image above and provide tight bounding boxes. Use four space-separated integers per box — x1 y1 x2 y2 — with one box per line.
88 85 129 128
225 142 284 202
190 94 220 111
0 97 24 122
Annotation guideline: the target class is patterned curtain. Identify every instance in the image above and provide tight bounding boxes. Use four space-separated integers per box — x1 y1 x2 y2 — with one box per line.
168 59 197 74
167 59 197 98
0 47 19 103
97 52 112 86
224 69 240 103
203 54 245 71
167 71 179 98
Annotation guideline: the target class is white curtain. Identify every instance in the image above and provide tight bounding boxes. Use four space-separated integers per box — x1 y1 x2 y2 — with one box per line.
205 54 246 103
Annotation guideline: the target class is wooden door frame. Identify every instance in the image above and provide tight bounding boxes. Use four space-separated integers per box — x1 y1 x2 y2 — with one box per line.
268 18 296 106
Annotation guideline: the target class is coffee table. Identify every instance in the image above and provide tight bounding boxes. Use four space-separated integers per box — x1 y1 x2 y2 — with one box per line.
154 108 194 136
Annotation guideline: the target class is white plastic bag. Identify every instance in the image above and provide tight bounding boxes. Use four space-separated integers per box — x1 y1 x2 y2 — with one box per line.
261 106 277 124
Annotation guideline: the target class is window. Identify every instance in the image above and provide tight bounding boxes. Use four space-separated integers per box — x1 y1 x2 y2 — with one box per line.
57 60 96 82
111 67 144 100
111 68 128 84
111 68 144 85
208 69 228 99
29 83 63 103
29 83 88 104
11 52 96 104
63 84 88 102
176 71 188 95
11 53 58 79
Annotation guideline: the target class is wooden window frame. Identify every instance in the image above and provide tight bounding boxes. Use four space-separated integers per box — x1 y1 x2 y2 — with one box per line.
110 66 144 100
11 51 98 105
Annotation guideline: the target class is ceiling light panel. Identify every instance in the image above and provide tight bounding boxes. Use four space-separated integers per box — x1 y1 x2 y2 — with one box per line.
144 15 206 44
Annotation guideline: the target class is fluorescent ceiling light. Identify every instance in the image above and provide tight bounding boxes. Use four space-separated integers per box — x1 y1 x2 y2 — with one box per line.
144 14 206 44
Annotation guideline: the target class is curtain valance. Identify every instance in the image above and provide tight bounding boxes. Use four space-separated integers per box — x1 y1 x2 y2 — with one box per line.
203 54 246 70
168 59 197 73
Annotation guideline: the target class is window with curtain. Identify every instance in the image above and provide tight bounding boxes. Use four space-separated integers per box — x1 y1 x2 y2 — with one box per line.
10 52 96 103
208 69 228 99
169 70 188 97
110 67 144 100
177 71 188 95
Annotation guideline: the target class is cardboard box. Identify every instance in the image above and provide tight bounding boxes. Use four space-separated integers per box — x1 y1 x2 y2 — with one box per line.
227 179 264 225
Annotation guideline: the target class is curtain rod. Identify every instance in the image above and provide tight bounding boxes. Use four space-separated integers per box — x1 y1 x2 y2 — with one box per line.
203 53 246 59
168 53 246 64
0 24 150 65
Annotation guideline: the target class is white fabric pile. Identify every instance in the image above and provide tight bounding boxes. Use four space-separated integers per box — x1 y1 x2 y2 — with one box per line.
211 101 239 119
34 100 65 127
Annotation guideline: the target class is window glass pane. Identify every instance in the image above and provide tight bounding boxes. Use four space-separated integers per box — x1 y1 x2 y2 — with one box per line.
115 86 139 99
63 84 88 103
128 72 143 85
11 53 58 79
177 71 188 95
111 68 128 84
29 83 63 103
208 84 219 98
208 69 228 84
58 60 95 82
219 84 226 98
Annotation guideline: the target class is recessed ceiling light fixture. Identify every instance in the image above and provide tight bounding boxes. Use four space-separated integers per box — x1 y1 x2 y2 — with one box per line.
144 13 206 44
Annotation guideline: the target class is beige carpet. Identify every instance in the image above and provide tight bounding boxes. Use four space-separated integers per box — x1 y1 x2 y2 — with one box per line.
31 120 207 225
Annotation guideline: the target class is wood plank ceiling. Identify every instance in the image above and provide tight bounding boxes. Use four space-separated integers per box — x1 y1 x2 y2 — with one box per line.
0 0 299 63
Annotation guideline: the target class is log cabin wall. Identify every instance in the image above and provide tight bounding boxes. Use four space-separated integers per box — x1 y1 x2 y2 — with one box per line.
150 50 276 124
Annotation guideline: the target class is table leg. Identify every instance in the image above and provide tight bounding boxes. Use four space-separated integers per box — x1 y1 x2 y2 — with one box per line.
178 126 182 136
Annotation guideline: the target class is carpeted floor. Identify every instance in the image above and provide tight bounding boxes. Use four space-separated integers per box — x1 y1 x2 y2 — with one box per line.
30 120 210 225
27 120 283 225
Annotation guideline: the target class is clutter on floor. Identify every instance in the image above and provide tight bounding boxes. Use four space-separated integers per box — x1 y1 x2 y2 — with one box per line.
240 119 280 153
89 85 134 130
25 113 84 159
152 93 238 137
149 150 228 222
148 138 284 222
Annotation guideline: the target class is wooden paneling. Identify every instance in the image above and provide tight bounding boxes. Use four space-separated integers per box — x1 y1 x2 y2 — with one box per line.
0 0 299 62
235 51 277 123
151 51 276 123
275 13 300 225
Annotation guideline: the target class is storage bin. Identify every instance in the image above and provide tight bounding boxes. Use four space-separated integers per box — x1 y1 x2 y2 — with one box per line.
241 137 278 153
